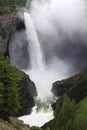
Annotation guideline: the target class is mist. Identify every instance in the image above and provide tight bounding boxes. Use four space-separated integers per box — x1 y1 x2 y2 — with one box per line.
29 0 87 72
9 31 30 69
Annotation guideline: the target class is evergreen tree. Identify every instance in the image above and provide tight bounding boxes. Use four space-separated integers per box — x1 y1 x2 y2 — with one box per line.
0 57 21 120
54 95 76 130
73 113 87 130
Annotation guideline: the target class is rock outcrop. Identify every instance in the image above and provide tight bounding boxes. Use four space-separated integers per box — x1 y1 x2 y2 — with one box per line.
0 9 21 55
18 72 37 115
52 70 87 102
0 117 30 130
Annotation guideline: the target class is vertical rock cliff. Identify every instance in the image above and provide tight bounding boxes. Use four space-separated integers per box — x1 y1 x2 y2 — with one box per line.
0 8 20 55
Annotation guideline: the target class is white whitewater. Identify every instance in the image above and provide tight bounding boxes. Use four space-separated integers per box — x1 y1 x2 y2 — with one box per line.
19 105 54 127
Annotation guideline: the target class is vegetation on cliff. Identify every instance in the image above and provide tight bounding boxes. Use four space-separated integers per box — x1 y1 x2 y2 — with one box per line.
0 56 21 120
0 0 27 7
0 0 27 14
0 56 35 120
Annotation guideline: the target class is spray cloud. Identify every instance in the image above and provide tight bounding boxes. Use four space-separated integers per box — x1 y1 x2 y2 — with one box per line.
30 0 87 72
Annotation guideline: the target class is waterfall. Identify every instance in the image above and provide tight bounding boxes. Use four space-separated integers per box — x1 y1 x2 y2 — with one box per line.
24 11 56 103
19 10 69 126
24 12 43 70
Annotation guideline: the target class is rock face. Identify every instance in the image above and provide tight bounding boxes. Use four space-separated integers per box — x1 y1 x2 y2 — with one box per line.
20 74 37 97
0 9 21 55
18 72 37 115
52 81 69 96
0 117 30 130
52 70 87 102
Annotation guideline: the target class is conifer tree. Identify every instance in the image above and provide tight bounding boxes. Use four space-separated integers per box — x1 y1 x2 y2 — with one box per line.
0 57 21 120
55 95 76 130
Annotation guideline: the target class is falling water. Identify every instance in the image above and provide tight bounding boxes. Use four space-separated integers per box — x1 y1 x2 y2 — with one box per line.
24 12 43 69
24 12 55 102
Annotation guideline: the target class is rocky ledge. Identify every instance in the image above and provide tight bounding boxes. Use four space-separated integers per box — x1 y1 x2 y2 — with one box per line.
52 70 87 102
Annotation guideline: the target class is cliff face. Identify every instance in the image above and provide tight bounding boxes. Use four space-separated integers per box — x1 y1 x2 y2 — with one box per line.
18 73 37 116
0 10 21 55
52 70 87 102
